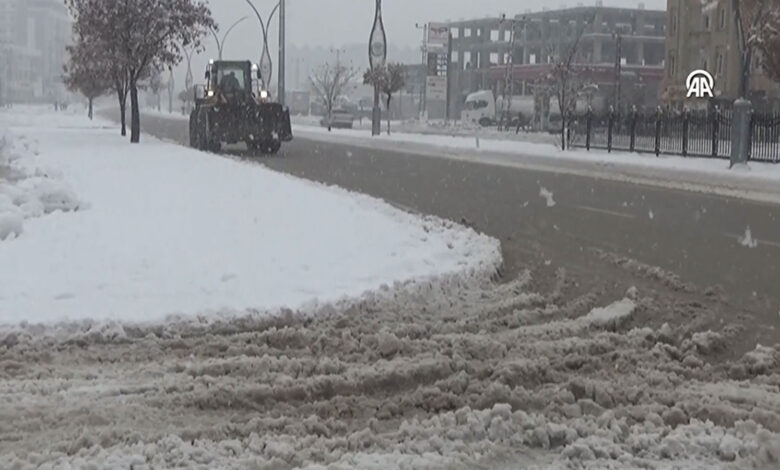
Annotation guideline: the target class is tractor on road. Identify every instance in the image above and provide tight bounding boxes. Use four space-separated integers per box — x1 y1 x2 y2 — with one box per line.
189 60 292 155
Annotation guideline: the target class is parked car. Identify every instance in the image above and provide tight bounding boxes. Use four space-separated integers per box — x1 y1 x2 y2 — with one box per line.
321 109 354 129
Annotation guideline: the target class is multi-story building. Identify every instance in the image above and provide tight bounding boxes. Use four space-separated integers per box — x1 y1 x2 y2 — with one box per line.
0 0 70 104
662 0 780 110
445 2 667 118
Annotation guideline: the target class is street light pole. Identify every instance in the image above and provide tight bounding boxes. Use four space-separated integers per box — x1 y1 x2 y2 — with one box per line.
210 16 249 60
415 23 427 120
369 0 387 136
245 0 281 93
278 0 286 106
613 31 622 115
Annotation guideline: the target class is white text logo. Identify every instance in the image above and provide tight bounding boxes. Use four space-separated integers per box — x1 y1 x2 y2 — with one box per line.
686 70 715 98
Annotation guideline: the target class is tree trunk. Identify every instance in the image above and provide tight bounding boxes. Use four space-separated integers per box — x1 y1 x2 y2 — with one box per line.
118 89 127 136
88 97 93 120
560 89 566 150
386 95 392 135
327 106 332 132
130 82 141 143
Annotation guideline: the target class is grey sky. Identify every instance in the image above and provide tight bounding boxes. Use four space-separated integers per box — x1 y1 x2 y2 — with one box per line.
174 0 666 93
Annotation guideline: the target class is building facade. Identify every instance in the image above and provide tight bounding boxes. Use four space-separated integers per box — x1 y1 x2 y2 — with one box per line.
445 2 667 118
662 0 780 109
0 0 70 104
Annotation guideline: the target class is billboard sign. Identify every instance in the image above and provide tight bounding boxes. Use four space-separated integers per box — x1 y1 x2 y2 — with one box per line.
427 23 450 54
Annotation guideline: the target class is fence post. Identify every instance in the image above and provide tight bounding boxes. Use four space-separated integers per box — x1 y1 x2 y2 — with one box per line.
682 108 689 157
655 106 662 157
629 105 637 152
730 99 751 167
607 106 614 153
712 105 719 158
586 106 592 151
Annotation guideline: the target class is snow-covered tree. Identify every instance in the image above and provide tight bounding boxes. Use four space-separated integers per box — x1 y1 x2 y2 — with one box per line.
310 63 357 131
65 0 216 143
63 39 111 120
363 63 406 135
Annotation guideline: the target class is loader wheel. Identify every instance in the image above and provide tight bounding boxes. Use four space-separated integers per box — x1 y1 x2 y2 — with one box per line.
263 139 281 155
188 111 198 148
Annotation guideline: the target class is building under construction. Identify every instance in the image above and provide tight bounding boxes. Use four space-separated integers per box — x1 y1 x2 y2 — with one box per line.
444 2 667 121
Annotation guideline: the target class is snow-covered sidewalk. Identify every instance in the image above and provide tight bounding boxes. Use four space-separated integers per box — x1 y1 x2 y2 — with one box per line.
0 107 500 326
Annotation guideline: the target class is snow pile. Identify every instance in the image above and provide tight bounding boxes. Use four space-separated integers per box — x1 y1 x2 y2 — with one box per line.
0 126 81 241
0 108 501 327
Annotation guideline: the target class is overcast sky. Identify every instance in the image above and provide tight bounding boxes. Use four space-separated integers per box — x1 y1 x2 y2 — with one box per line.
172 0 666 94
210 0 666 49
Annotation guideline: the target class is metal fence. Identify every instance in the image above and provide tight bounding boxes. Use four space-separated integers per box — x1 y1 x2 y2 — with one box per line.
570 107 780 163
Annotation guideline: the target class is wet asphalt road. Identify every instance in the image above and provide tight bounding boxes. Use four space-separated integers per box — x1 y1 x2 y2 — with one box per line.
126 112 780 327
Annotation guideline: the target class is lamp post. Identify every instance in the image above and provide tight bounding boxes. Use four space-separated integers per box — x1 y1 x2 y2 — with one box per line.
244 0 285 103
414 23 427 120
612 31 622 115
498 14 527 130
369 0 387 136
168 68 175 114
210 16 249 60
183 46 194 114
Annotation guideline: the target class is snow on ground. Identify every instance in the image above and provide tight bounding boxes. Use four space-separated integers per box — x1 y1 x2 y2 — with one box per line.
2 265 779 469
3 106 778 470
0 106 500 326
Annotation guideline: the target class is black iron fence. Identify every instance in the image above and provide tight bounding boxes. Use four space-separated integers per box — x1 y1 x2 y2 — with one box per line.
570 108 780 163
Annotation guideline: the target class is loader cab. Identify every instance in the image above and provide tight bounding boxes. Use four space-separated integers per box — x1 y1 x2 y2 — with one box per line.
202 60 266 99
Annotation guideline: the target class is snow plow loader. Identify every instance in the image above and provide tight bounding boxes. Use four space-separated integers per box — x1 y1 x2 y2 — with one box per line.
189 60 292 155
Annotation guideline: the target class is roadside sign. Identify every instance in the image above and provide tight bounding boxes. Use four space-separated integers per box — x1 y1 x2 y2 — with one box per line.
426 76 447 100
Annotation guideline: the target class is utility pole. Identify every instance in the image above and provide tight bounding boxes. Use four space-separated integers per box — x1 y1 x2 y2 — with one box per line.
415 23 428 119
278 0 286 106
613 31 622 115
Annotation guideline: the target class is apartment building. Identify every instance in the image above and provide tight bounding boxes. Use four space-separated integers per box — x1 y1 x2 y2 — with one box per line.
0 0 70 104
662 0 780 109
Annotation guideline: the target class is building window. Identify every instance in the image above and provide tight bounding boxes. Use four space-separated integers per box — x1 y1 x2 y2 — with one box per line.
668 52 676 78
464 28 471 38
451 29 459 39
716 52 724 75
704 15 710 31
719 8 726 30
670 12 677 35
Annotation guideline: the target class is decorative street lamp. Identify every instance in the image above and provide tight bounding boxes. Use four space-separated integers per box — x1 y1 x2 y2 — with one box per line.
210 16 248 60
179 44 195 114
369 0 387 136
244 0 281 92
168 68 175 114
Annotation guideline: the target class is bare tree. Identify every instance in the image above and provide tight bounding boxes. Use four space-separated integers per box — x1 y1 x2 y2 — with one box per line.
65 0 216 143
364 63 406 135
737 0 780 84
545 16 594 150
64 39 111 120
310 62 357 131
733 0 776 98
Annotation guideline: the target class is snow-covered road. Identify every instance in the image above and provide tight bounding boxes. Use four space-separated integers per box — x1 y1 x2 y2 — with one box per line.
1 107 779 469
0 107 499 325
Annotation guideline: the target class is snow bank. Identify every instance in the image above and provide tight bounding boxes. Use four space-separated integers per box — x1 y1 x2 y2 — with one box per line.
0 107 501 328
0 123 81 241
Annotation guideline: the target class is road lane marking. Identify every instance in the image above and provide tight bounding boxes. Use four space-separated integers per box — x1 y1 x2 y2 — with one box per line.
573 205 636 220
